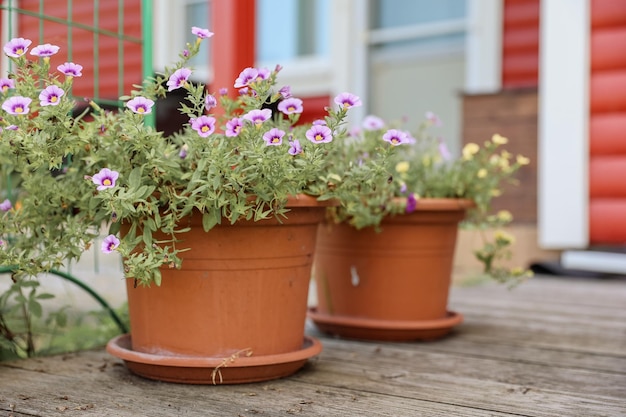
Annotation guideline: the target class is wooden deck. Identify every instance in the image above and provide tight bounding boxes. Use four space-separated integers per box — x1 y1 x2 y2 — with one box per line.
1 274 625 416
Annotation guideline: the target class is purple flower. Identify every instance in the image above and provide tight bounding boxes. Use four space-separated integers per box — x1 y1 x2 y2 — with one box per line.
406 193 418 213
288 139 303 155
57 62 83 77
219 87 228 96
101 234 120 254
306 124 333 144
256 68 271 81
312 119 327 126
362 115 384 131
243 108 272 126
263 128 285 146
191 115 216 137
2 96 32 115
92 168 119 190
438 138 452 161
126 96 154 114
382 129 409 146
39 85 65 106
279 85 292 98
225 117 244 137
426 111 443 126
6 125 18 130
30 43 60 58
191 26 214 39
205 94 217 110
0 199 12 212
0 78 15 92
179 144 189 159
400 183 408 194
334 92 362 109
278 97 303 115
234 67 258 88
167 68 192 91
4 38 32 57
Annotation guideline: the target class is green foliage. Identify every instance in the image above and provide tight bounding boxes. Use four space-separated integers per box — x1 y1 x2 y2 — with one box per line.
319 117 533 283
0 31 374 287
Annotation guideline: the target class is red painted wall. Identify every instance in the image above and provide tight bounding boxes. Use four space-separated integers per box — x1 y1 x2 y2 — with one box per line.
588 0 626 244
502 0 540 89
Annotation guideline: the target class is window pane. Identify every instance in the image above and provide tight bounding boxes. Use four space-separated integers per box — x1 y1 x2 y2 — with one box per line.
256 0 329 63
372 0 466 28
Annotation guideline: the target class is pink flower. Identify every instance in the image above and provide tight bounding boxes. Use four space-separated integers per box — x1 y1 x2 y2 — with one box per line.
191 115 216 137
92 168 119 191
362 115 384 131
2 96 32 115
225 117 244 137
126 96 154 114
167 68 192 91
234 67 259 88
306 125 333 144
243 109 272 126
4 38 32 57
57 62 83 77
192 27 214 39
263 128 286 146
278 98 303 115
101 235 120 254
30 43 60 57
39 85 65 106
382 129 409 146
334 92 362 109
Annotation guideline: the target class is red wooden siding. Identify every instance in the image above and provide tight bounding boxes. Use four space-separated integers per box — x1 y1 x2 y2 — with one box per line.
502 0 540 89
2 0 143 102
589 0 626 244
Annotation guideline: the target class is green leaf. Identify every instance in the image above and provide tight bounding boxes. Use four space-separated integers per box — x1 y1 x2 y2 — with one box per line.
128 167 142 188
28 299 43 318
202 211 219 232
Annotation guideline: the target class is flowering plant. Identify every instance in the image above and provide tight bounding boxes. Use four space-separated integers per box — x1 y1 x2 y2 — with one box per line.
319 112 533 282
0 28 368 287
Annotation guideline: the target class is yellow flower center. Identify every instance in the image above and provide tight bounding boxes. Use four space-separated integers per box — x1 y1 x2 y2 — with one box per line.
315 134 324 141
51 96 58 103
103 179 112 186
201 126 209 133
15 106 23 113
137 107 145 114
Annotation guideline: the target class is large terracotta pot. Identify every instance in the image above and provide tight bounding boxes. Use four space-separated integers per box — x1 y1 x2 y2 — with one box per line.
107 195 329 384
309 198 473 341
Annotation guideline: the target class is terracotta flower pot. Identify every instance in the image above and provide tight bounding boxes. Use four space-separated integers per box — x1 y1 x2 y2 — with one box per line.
309 198 473 341
107 195 330 384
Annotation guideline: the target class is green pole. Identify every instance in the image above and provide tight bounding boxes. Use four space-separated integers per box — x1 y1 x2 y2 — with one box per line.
141 0 154 128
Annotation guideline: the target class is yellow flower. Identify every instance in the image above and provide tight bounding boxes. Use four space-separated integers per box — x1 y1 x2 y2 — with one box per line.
422 155 432 167
494 230 515 245
477 168 488 178
492 133 508 145
489 154 500 165
462 143 480 160
496 210 513 222
490 189 502 197
517 155 530 165
395 161 410 173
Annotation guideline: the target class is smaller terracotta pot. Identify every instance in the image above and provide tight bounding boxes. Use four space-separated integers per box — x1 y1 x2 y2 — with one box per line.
311 198 473 341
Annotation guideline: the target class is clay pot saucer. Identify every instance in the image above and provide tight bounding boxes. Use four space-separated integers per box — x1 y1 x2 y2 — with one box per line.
107 334 322 384
308 308 463 341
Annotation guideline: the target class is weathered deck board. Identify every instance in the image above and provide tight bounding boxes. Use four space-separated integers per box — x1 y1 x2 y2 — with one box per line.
1 275 625 417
